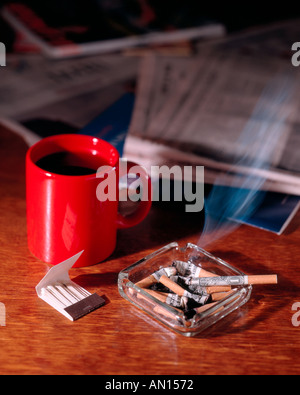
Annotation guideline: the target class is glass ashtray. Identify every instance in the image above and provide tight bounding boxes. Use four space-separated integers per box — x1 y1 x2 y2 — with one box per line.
118 242 252 337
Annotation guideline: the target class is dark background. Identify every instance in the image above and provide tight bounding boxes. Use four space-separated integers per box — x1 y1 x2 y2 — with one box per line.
1 0 300 52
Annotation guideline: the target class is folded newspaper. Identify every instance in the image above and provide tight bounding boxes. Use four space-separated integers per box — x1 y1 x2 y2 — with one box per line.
127 19 300 196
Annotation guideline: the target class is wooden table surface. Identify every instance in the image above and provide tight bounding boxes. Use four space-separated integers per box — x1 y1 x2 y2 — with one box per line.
0 126 300 376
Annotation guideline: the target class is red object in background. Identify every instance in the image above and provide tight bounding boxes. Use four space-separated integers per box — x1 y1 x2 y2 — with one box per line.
26 134 152 267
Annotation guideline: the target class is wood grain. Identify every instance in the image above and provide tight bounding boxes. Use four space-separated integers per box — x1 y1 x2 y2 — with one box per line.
0 126 300 375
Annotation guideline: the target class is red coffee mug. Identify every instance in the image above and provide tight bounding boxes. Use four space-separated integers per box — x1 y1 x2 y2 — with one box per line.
26 134 152 267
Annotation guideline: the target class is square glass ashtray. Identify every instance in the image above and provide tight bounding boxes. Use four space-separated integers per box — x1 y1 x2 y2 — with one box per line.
118 242 252 337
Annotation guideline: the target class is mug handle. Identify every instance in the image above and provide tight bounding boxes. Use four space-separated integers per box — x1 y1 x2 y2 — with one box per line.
117 161 152 229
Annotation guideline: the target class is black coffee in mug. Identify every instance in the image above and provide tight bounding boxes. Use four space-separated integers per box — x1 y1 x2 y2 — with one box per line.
35 152 99 176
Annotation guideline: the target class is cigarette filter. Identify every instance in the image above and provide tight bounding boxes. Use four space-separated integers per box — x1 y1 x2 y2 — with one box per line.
36 251 105 321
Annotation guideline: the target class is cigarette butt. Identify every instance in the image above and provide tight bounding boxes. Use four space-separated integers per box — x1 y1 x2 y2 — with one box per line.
135 266 177 289
247 275 278 285
153 302 183 317
135 274 157 289
193 302 219 314
206 286 232 294
141 288 209 311
143 289 187 309
159 276 212 308
211 290 236 302
194 302 225 316
135 289 185 318
159 275 186 297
